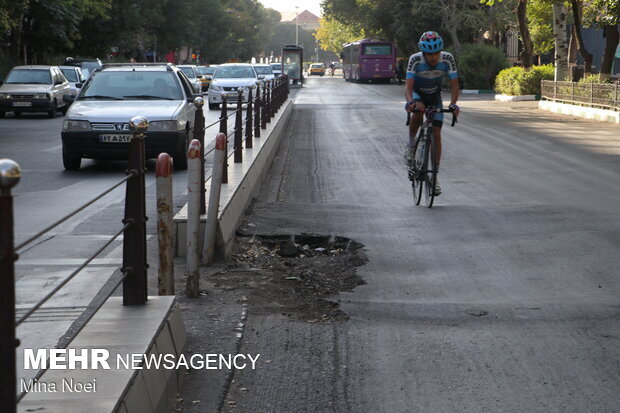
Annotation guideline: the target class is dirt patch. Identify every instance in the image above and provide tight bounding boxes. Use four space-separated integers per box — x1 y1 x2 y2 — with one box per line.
207 234 367 322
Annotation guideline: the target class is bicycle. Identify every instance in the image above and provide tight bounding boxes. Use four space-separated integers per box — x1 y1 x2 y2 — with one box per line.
406 106 457 208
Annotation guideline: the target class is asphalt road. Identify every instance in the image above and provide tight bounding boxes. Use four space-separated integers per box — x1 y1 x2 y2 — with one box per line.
0 103 232 387
223 77 620 411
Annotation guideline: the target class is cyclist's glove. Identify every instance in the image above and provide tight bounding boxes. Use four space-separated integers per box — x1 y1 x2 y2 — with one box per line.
449 103 460 113
405 101 416 111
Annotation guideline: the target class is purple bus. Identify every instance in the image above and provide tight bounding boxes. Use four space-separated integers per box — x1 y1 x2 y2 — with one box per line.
341 38 396 83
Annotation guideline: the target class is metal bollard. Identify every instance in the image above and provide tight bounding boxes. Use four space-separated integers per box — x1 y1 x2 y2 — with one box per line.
0 159 21 413
219 95 228 184
234 88 243 163
245 88 253 149
254 81 261 138
261 82 267 130
123 116 148 306
202 133 227 264
193 97 206 215
156 153 174 296
265 80 272 123
186 139 202 298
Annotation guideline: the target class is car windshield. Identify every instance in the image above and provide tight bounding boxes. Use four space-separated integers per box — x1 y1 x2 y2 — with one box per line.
214 66 256 79
254 66 273 75
195 67 215 76
179 67 196 78
5 69 52 84
270 64 281 71
311 64 323 68
78 71 183 100
60 68 79 83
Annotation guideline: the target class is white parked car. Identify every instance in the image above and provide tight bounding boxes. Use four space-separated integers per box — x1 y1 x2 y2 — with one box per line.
208 64 258 110
59 66 85 98
61 63 199 170
177 65 202 94
253 64 275 81
0 65 72 118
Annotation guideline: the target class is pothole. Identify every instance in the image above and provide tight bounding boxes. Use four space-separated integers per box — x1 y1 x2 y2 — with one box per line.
208 234 367 322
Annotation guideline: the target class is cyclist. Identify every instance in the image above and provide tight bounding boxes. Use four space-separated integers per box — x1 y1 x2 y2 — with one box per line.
329 63 335 77
404 31 460 196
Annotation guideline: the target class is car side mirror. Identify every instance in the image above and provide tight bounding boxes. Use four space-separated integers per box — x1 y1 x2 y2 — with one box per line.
76 83 82 88
63 94 75 103
258 75 265 79
197 75 203 79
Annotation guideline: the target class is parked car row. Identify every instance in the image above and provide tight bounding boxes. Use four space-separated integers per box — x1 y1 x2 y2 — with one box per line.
1 59 283 171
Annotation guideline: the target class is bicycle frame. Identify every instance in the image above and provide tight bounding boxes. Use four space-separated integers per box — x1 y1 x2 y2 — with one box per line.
406 106 457 207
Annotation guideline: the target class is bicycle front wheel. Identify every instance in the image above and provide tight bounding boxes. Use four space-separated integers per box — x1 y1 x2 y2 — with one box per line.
410 138 423 205
424 132 437 208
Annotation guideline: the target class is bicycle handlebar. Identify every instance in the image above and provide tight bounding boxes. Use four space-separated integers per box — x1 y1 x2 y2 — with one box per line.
406 107 458 127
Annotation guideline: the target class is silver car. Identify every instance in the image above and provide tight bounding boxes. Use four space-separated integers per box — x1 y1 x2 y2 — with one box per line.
0 65 71 118
253 64 275 81
59 66 85 98
208 64 258 110
177 65 202 94
61 63 199 170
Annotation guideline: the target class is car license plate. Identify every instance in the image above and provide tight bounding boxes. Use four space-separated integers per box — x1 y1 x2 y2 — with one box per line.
13 102 32 107
99 134 132 143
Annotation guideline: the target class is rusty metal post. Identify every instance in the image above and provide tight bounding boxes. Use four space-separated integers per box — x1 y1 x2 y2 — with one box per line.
156 153 174 295
254 81 261 138
192 97 206 215
123 116 148 306
219 95 228 184
186 139 202 298
202 133 227 264
245 88 253 149
234 88 243 163
0 159 20 413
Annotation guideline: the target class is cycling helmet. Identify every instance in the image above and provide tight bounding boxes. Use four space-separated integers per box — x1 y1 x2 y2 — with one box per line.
418 31 444 53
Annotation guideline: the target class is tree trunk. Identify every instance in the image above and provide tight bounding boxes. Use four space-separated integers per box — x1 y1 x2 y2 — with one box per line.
552 3 569 81
570 0 593 76
446 24 461 56
600 25 619 80
516 0 533 70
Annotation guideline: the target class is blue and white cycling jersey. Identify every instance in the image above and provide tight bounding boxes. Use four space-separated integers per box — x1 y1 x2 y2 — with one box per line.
406 51 458 95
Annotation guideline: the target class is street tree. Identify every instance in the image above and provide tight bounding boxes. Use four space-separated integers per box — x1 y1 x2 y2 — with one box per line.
315 17 365 55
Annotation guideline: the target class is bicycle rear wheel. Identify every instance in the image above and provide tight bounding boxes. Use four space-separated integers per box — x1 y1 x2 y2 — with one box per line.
424 132 437 208
410 138 423 205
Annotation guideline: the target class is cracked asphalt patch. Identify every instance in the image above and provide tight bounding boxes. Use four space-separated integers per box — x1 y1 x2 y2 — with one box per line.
213 234 368 322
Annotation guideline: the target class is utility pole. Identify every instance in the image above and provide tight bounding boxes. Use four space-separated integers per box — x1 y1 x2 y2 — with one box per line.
295 6 299 45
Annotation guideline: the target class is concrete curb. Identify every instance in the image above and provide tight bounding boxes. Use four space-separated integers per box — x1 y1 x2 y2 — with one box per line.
174 98 294 257
462 89 495 94
18 297 186 413
495 94 538 101
539 100 620 123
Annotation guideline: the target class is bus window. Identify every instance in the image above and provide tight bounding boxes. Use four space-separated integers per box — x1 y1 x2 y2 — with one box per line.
363 44 392 56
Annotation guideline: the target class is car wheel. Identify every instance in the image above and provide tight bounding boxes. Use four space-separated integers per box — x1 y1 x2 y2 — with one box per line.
60 104 69 115
48 100 57 118
173 131 189 170
0 111 5 118
62 148 81 170
14 111 21 117
208 103 219 110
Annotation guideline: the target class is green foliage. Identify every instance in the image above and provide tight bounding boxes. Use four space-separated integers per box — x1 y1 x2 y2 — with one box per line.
315 18 365 54
457 43 509 89
495 64 554 95
578 73 613 83
528 0 554 56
